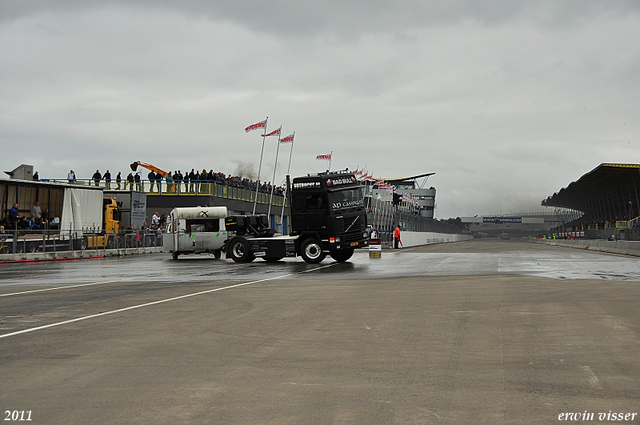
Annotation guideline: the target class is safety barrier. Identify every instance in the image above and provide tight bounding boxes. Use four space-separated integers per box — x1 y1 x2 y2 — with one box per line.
0 228 163 260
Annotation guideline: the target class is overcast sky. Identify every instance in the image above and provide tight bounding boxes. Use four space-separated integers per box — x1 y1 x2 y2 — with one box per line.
2 1 639 218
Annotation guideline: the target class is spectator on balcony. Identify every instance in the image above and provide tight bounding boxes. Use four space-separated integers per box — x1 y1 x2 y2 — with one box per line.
92 170 102 187
104 170 112 190
148 170 156 192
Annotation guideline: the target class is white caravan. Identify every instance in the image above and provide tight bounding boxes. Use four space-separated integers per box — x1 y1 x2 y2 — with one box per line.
163 206 228 260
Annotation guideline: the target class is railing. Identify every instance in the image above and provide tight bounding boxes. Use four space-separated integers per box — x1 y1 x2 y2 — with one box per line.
0 228 162 256
41 179 288 207
616 217 640 229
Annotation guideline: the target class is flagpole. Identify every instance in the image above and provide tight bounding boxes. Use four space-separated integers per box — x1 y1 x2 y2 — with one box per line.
328 150 333 171
252 117 268 215
267 128 282 219
280 132 295 229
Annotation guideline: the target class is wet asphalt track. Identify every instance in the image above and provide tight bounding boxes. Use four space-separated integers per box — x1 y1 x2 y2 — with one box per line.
1 239 639 424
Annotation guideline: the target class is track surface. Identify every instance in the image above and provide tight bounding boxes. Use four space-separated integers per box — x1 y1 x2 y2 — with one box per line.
1 240 639 424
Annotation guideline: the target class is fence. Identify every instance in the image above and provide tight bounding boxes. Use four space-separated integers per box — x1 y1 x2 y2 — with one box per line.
0 228 162 256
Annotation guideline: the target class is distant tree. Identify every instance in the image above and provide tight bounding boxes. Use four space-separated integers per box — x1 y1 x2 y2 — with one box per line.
440 217 464 228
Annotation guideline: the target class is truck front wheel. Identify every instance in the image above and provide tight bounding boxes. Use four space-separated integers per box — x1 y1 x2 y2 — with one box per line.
229 238 255 263
330 248 354 262
300 238 326 263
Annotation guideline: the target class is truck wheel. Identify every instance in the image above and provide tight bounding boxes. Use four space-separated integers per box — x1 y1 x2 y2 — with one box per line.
213 249 222 259
229 238 254 263
300 238 326 263
330 248 354 262
172 251 179 260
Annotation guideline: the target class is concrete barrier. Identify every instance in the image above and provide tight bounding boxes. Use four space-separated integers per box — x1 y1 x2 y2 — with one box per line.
541 239 640 257
394 231 472 248
0 247 163 263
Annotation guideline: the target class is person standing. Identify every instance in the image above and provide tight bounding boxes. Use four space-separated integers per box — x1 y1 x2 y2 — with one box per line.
9 203 20 228
126 173 134 191
104 170 112 190
116 172 122 190
31 201 42 225
394 225 402 249
188 169 196 193
155 172 163 193
134 172 142 191
148 170 156 193
92 170 102 187
68 170 76 183
165 172 174 193
173 171 182 194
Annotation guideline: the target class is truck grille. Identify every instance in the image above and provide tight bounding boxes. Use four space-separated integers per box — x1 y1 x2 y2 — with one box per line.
335 216 365 241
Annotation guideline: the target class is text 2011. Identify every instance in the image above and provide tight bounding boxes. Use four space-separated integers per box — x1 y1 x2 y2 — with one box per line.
4 411 32 421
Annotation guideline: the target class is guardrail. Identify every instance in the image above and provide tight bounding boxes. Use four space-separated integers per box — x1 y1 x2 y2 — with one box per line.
0 229 162 256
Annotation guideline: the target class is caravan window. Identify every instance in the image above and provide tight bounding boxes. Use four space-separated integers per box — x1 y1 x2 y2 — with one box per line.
185 219 220 233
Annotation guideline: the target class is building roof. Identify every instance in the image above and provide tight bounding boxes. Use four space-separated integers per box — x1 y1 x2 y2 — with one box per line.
541 163 640 216
379 172 435 183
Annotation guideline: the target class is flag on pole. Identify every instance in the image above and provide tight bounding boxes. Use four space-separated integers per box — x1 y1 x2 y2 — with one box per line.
263 126 282 137
280 133 295 143
245 119 267 133
316 154 332 160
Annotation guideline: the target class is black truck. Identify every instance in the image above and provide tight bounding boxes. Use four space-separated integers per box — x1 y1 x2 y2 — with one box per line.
224 170 369 263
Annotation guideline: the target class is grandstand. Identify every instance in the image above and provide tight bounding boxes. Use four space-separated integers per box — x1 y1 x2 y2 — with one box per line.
541 163 640 240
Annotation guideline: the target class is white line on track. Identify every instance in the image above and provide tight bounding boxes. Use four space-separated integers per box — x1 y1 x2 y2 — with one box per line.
579 365 603 389
0 280 119 297
0 262 337 339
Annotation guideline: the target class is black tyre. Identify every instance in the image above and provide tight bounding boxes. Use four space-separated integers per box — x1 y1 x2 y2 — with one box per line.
213 249 222 259
229 238 255 263
330 248 354 263
300 238 326 263
172 251 179 260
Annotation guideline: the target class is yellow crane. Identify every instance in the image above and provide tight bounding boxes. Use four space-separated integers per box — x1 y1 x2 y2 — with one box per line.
130 161 170 178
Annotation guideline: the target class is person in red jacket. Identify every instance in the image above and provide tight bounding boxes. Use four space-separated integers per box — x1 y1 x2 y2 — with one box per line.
394 225 401 249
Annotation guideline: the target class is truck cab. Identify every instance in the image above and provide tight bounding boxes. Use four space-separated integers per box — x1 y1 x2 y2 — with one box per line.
290 171 368 262
224 171 368 264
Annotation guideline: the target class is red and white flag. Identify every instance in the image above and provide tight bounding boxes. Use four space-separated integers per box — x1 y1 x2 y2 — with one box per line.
263 126 282 137
245 119 267 133
316 154 332 160
280 133 295 143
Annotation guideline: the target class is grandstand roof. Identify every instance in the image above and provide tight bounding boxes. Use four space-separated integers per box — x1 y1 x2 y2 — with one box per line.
541 163 640 217
380 172 435 183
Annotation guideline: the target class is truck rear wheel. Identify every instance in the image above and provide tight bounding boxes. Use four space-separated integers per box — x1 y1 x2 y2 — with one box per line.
300 238 326 263
213 249 222 259
229 238 255 263
172 251 179 260
330 248 354 262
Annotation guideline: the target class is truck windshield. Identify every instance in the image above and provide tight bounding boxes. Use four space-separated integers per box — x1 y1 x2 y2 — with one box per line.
328 187 364 212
